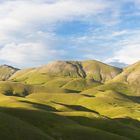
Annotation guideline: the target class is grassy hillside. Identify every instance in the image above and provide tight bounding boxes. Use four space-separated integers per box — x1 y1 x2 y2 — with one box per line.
9 60 121 92
0 94 139 140
0 60 139 140
0 81 79 97
109 61 140 96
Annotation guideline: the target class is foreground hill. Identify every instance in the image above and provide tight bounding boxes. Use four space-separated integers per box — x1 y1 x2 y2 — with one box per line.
0 93 139 140
0 60 139 140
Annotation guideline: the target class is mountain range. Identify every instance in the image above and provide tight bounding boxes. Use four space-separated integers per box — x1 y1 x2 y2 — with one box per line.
0 60 139 140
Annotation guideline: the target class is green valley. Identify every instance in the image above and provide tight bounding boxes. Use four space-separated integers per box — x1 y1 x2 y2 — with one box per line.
0 60 139 140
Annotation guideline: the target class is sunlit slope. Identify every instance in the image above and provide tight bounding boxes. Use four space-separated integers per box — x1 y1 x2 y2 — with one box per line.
0 81 77 97
82 61 140 98
109 61 140 96
0 94 139 140
0 65 18 81
28 91 140 120
81 60 122 82
10 60 122 91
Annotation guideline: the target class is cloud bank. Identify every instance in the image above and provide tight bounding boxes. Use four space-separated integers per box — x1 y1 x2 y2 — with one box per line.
0 0 139 67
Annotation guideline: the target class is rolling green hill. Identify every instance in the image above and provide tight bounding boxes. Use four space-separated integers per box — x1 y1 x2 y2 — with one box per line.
110 61 140 96
0 60 139 140
9 60 122 92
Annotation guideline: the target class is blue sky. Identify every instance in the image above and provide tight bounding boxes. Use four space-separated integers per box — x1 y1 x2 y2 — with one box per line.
0 0 140 68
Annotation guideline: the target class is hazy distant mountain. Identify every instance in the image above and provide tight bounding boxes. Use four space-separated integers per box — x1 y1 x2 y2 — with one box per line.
108 61 127 68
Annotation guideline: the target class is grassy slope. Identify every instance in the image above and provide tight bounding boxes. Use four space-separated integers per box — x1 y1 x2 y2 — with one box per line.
0 94 139 140
105 61 140 96
0 60 139 139
9 60 121 92
0 81 79 97
81 60 122 82
28 92 140 120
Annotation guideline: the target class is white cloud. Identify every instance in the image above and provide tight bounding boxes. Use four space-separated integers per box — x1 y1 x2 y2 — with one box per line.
108 45 140 65
0 0 110 35
0 42 63 67
111 30 128 37
0 0 112 66
106 30 140 65
0 0 139 67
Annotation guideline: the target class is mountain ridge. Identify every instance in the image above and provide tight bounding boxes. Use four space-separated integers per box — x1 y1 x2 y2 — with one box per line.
0 60 139 140
0 60 123 81
10 60 122 82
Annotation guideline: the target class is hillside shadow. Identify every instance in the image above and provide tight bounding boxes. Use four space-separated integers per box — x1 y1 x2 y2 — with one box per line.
51 101 99 114
0 107 139 140
114 117 140 129
19 100 58 112
67 115 140 140
108 91 140 104
81 94 95 97
128 96 140 104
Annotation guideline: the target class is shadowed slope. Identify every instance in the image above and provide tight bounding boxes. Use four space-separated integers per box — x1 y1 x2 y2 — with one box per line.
0 95 139 140
0 111 54 140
